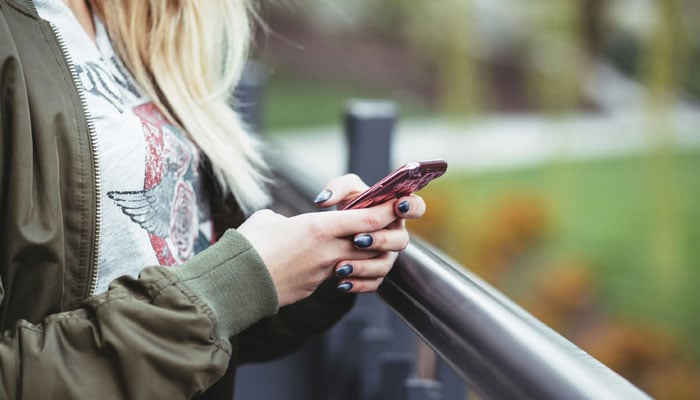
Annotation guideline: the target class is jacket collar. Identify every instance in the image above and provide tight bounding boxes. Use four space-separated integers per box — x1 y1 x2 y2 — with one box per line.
3 0 39 17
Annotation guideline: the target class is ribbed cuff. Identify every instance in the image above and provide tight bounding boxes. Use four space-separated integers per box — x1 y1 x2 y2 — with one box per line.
172 229 279 339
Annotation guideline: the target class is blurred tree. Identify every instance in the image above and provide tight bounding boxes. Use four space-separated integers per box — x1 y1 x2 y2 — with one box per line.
642 0 689 327
523 1 588 113
395 0 489 116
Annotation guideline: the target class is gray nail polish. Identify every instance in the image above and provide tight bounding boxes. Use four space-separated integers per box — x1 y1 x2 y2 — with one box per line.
337 282 353 292
398 200 410 214
354 234 373 248
336 264 353 277
314 189 332 204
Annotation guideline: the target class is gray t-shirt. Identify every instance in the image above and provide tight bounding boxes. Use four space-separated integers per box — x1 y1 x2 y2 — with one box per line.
36 0 214 293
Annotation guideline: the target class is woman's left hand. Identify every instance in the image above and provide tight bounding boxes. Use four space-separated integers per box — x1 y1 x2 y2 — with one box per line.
313 173 426 293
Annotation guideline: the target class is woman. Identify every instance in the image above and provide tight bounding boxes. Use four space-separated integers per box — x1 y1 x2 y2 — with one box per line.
0 0 426 398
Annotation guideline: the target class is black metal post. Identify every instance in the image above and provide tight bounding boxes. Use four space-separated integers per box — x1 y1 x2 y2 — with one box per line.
344 100 397 184
340 99 455 400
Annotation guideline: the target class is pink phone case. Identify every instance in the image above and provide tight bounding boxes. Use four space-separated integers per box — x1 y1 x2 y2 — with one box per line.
342 160 448 210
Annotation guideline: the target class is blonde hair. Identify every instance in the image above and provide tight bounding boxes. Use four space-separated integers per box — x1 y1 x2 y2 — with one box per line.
90 0 269 214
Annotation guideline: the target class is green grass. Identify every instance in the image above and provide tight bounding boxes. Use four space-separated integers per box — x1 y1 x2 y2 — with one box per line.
263 76 430 131
424 149 700 354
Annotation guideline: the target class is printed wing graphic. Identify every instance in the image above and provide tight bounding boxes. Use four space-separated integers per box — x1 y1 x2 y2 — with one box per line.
107 174 175 237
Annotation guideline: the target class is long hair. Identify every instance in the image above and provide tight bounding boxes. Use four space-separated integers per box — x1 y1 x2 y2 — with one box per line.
90 0 269 214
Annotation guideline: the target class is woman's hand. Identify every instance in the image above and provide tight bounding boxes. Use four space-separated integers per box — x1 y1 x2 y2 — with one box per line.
237 174 426 307
313 174 426 293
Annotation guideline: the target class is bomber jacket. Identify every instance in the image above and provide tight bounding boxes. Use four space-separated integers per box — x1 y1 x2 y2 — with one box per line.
0 0 354 398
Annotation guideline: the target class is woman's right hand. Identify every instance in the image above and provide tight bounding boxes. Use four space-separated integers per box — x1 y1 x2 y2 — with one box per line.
237 201 404 307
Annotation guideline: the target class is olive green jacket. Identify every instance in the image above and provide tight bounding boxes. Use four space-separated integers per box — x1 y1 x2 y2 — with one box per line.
0 1 353 398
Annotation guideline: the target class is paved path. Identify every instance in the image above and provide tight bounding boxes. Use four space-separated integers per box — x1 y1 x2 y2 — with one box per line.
268 64 700 183
269 109 700 183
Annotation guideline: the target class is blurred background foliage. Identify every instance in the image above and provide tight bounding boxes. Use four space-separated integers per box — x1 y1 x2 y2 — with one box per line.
250 1 700 398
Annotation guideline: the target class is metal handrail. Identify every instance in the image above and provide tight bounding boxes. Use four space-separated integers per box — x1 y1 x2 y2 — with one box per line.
269 158 651 400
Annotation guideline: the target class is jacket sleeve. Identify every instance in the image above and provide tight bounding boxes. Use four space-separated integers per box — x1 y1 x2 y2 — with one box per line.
0 230 279 400
208 177 357 363
179 222 355 364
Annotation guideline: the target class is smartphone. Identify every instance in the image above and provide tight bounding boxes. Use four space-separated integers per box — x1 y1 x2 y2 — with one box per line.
342 160 448 210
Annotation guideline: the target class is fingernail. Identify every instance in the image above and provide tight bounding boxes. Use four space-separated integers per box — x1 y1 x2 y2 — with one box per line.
337 282 353 292
313 189 332 204
398 200 410 214
353 234 373 248
335 264 353 277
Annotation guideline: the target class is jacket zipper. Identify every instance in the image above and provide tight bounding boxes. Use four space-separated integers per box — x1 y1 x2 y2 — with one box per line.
50 25 102 298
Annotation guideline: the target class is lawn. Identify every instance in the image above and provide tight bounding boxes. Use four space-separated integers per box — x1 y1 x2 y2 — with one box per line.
410 149 700 360
261 75 430 131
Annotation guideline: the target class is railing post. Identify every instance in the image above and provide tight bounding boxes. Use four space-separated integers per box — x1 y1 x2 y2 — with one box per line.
338 99 457 400
345 99 396 184
318 99 400 400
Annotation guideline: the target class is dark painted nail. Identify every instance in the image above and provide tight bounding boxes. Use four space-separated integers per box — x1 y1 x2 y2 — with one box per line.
337 282 353 292
398 200 410 214
313 189 332 204
335 264 353 277
353 234 373 248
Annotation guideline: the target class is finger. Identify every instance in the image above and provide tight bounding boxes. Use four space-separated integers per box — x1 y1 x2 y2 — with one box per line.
318 201 398 237
335 252 399 294
313 174 369 206
394 194 426 219
352 227 409 252
315 231 382 267
336 276 386 294
334 252 397 279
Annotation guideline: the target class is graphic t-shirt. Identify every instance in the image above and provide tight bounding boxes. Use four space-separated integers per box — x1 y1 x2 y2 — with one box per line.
36 0 214 294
